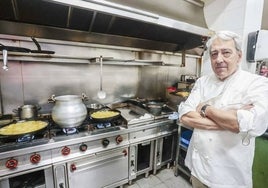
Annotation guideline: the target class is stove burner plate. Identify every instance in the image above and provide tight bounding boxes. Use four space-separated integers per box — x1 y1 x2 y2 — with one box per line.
17 134 35 143
62 128 77 135
96 123 111 129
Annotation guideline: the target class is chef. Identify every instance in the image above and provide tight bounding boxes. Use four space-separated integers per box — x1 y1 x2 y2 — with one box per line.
178 30 268 188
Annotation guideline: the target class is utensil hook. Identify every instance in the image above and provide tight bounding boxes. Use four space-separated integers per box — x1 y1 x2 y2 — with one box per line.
2 49 8 71
31 37 42 51
100 56 103 91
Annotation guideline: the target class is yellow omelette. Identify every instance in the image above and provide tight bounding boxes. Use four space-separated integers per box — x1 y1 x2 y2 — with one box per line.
0 121 47 135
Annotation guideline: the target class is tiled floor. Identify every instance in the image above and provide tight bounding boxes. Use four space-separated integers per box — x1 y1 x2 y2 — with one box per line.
123 167 192 188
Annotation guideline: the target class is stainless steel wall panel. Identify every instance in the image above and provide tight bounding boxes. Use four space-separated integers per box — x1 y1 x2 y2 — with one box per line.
0 37 199 115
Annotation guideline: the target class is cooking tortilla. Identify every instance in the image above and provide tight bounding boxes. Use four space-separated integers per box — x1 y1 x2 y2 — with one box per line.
0 121 47 135
175 91 190 97
91 110 120 119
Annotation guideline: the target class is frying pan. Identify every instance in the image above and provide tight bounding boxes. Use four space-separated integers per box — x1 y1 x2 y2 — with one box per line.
90 109 121 122
0 120 48 139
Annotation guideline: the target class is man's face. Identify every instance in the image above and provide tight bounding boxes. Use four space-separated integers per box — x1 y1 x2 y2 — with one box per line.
210 38 242 80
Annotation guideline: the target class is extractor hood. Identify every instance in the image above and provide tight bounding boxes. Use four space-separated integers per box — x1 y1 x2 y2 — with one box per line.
0 0 211 53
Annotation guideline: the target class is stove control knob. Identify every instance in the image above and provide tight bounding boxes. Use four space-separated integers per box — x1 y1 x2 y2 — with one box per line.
70 164 76 172
6 158 18 169
116 135 123 144
122 149 128 156
79 143 88 152
102 138 110 147
30 153 41 164
61 146 71 156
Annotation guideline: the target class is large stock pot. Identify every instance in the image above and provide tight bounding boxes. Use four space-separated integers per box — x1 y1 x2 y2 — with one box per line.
51 95 87 128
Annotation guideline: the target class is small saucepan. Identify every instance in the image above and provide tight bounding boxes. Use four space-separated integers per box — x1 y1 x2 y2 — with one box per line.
146 101 166 116
13 105 41 120
86 103 105 113
147 105 162 116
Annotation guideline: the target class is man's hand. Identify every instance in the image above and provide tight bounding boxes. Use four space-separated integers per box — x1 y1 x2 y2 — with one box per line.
180 111 224 130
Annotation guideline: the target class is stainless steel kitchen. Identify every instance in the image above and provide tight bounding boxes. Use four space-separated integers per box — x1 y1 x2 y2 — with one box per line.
0 0 267 188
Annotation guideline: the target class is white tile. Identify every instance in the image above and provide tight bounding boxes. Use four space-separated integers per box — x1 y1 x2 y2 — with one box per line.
226 7 246 28
135 174 162 188
164 176 192 188
154 183 168 188
123 183 140 188
156 168 175 182
124 168 192 188
225 0 245 11
204 12 225 31
204 0 226 15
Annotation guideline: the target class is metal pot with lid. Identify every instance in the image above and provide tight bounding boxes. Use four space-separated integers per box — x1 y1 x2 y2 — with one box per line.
50 95 87 128
13 104 41 120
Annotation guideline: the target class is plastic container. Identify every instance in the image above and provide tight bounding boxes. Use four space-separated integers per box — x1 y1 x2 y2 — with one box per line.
180 130 193 147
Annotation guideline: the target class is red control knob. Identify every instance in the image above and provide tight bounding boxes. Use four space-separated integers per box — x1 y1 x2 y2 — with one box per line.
61 146 71 156
79 143 88 152
30 153 41 164
6 158 18 169
122 149 128 156
70 164 77 172
116 135 123 144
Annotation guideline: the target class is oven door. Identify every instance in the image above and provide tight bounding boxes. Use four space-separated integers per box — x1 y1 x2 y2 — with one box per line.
153 133 177 174
57 147 128 188
129 140 154 181
0 165 54 188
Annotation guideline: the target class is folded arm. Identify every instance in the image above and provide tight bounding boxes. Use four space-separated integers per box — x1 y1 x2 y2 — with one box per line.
180 110 224 130
196 104 254 133
203 106 239 133
181 104 254 133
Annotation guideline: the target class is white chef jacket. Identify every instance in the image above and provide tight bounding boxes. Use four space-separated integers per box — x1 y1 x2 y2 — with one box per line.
178 69 268 188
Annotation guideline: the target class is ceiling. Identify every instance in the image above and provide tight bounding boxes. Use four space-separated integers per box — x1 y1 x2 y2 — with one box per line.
0 0 211 53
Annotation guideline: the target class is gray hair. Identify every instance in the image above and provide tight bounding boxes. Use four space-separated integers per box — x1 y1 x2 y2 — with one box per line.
206 30 242 52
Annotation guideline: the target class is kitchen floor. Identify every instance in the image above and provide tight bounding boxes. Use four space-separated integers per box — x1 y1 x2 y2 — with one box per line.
123 167 192 188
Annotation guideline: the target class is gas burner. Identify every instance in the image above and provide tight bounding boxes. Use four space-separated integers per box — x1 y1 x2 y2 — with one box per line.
96 122 111 129
17 134 35 143
62 128 78 135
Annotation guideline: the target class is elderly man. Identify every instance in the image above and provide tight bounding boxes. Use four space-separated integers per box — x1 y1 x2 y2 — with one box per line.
178 30 268 188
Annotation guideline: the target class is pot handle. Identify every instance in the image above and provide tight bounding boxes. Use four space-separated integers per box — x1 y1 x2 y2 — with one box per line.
82 93 89 101
36 105 41 110
12 109 18 113
48 94 56 103
180 75 186 82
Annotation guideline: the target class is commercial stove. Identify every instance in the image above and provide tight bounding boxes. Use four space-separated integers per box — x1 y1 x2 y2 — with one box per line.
0 99 178 188
0 114 129 188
